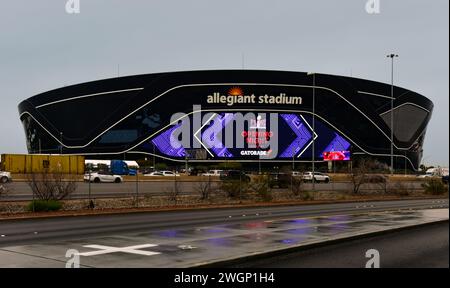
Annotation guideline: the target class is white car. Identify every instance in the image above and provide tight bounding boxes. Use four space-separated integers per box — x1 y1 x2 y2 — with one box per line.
302 172 330 183
160 171 180 177
201 170 224 177
0 171 12 183
144 171 180 177
84 171 123 183
144 171 164 176
417 173 440 179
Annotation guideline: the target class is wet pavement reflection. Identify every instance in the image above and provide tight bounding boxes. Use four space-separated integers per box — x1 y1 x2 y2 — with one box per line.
0 208 448 268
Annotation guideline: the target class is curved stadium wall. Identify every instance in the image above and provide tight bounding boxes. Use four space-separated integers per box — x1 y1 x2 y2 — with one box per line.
18 70 433 171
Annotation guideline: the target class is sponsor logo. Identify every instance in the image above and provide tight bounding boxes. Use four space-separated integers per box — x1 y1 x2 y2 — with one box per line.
206 87 302 106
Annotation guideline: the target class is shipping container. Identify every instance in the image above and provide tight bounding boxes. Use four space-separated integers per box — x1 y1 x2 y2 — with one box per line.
0 154 85 174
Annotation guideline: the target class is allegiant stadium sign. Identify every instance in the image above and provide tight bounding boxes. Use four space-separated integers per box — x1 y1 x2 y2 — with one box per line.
206 92 303 106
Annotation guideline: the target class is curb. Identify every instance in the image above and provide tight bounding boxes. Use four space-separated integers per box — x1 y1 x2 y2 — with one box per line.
193 219 450 268
0 196 447 221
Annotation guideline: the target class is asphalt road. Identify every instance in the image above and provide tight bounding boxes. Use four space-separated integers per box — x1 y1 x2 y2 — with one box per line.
0 198 447 247
224 220 449 268
2 181 425 201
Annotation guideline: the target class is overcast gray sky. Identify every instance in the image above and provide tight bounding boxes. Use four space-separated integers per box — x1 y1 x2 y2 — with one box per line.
0 0 448 166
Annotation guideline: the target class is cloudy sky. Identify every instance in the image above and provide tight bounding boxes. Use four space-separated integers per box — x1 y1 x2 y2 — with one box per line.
0 0 448 166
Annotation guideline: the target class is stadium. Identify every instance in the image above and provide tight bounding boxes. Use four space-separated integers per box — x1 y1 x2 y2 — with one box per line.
17 70 433 171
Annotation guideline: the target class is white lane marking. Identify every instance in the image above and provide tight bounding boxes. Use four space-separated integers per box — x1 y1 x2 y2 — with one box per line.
77 244 160 257
178 245 196 250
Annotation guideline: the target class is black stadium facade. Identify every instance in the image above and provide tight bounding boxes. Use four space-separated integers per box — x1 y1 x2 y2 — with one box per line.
18 70 433 170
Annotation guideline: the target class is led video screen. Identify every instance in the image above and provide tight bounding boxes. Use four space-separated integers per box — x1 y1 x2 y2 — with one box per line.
140 112 351 160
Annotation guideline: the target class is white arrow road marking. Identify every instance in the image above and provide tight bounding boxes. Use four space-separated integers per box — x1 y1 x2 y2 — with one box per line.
77 244 161 257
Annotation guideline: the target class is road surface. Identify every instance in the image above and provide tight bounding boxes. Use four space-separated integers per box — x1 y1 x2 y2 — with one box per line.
223 220 449 268
0 198 447 247
0 199 447 268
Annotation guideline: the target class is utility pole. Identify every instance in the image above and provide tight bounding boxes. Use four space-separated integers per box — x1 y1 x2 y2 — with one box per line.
59 132 63 154
307 72 316 191
387 54 398 175
135 169 139 207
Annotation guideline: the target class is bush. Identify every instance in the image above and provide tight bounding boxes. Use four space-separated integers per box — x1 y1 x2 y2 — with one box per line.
300 191 314 201
290 176 304 196
220 180 249 199
389 182 410 196
27 200 62 212
26 171 77 201
422 179 448 195
196 176 213 201
250 175 272 201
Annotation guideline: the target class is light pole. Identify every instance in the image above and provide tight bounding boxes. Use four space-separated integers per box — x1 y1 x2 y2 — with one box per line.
307 72 316 191
387 54 398 175
153 144 156 171
59 132 63 154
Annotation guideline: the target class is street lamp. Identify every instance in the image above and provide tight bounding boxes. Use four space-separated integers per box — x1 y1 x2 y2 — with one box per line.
59 132 63 154
307 72 316 191
387 54 399 175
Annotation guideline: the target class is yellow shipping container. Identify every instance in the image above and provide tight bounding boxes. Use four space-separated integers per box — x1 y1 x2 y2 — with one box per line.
0 154 85 174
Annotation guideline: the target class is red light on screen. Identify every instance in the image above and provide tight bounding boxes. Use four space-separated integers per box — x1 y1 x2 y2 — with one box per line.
323 151 350 161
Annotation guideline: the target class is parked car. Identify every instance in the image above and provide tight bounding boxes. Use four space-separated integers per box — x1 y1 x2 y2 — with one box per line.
302 172 330 183
220 170 251 182
144 171 164 177
84 171 123 183
0 171 12 183
201 170 224 177
160 171 180 177
269 172 290 188
144 171 179 177
291 171 303 177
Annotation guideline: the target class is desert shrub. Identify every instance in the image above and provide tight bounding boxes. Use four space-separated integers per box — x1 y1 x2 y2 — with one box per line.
250 175 272 201
26 200 62 212
299 191 314 201
220 180 249 199
422 179 448 195
196 176 213 201
389 182 410 196
290 176 303 196
26 170 77 201
164 180 183 204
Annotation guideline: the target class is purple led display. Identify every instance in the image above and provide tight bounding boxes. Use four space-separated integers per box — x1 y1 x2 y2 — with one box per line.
321 133 351 154
202 113 234 158
151 124 186 157
279 114 313 158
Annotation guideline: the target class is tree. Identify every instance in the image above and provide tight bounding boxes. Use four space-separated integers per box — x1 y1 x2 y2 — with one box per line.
196 175 213 201
26 169 77 201
349 158 388 195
